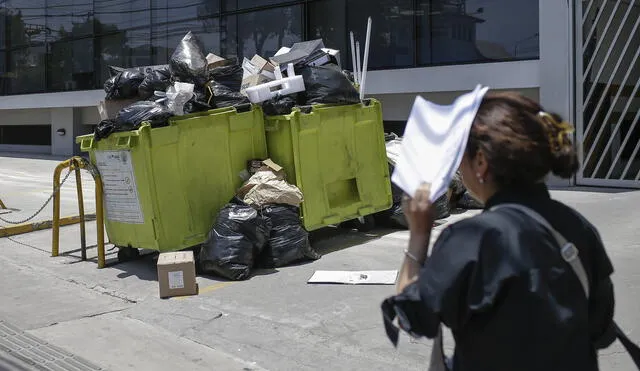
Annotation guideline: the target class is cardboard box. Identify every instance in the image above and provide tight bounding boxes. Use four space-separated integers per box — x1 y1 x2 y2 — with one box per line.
97 99 140 120
206 53 228 70
240 74 271 96
157 251 198 298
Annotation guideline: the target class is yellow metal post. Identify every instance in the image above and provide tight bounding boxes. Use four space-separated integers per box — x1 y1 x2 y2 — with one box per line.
0 198 6 209
51 156 105 269
73 158 87 260
52 159 71 257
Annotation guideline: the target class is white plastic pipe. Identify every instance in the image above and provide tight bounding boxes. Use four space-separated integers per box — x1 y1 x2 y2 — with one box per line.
350 31 359 85
356 41 362 88
360 17 372 101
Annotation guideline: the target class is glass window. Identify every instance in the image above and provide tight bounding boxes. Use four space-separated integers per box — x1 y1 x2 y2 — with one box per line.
0 51 7 95
46 0 94 41
418 0 539 65
152 0 219 24
7 46 46 94
1 6 7 49
94 0 150 34
237 5 302 60
4 0 47 48
48 38 95 91
347 0 414 70
220 15 238 60
308 0 347 68
97 29 151 85
224 0 291 12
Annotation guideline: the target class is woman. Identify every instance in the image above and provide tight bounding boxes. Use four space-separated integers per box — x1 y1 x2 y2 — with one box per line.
381 91 617 371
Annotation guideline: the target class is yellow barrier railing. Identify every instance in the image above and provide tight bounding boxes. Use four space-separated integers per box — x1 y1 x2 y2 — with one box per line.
52 157 106 268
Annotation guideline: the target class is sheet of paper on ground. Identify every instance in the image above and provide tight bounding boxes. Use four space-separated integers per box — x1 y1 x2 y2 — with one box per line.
307 270 398 285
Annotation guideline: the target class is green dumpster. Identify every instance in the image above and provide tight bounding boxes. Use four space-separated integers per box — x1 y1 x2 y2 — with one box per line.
263 99 392 231
76 105 267 253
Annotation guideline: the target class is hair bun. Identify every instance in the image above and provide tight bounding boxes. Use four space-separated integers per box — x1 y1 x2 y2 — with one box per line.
538 112 579 178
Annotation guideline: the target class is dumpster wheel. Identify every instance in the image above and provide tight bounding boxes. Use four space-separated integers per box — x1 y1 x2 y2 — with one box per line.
117 246 140 262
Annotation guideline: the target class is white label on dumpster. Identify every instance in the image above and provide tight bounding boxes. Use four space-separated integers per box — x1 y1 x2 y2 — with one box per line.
94 150 144 224
168 271 185 289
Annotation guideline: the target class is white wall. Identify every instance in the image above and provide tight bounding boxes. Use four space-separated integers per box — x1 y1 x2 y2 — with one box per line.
0 109 50 125
50 108 74 156
366 60 539 95
373 88 540 121
0 90 105 110
539 0 574 187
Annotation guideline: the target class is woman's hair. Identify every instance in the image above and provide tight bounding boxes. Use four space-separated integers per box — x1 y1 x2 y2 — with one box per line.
465 91 579 187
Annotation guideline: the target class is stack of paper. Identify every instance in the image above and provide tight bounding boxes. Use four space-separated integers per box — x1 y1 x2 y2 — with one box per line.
391 85 489 202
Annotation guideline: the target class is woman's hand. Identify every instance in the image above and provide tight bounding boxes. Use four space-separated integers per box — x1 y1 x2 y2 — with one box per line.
396 183 435 294
402 182 434 237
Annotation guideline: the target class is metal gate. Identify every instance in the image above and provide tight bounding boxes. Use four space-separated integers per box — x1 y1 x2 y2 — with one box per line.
575 0 640 187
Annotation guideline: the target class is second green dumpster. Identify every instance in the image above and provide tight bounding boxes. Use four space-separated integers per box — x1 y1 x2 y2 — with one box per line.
263 98 392 231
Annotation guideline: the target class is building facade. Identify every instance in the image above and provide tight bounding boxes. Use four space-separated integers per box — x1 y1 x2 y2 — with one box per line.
0 0 638 188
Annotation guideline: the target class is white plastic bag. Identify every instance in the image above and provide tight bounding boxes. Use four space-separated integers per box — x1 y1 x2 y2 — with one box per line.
166 82 195 116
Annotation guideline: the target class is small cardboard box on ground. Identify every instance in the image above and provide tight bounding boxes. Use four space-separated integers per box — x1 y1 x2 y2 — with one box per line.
157 251 198 298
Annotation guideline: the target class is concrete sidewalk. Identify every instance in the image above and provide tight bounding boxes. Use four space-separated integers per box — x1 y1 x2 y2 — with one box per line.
1 154 639 370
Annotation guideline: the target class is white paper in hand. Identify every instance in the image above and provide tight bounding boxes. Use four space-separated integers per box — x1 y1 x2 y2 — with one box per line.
392 85 489 201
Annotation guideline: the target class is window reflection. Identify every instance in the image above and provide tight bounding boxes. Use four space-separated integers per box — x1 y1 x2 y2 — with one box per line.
0 0 541 96
8 46 46 94
418 0 539 64
308 0 346 67
48 38 95 91
237 6 302 60
347 0 414 69
94 0 150 34
4 0 46 48
224 0 291 12
0 51 6 95
152 0 219 24
46 0 93 41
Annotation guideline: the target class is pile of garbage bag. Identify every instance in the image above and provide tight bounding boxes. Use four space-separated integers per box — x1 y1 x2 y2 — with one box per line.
199 159 320 281
96 32 360 141
374 133 484 229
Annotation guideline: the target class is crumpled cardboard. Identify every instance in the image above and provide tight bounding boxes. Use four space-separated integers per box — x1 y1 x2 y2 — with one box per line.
238 167 303 208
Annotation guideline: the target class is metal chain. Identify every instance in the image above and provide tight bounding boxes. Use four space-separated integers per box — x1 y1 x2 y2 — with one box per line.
0 169 75 225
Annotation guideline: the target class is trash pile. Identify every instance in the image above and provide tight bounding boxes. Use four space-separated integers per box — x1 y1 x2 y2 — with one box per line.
374 133 484 229
95 31 361 141
199 159 320 281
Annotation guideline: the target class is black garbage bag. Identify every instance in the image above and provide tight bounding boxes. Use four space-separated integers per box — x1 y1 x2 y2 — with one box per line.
94 119 118 141
199 199 269 280
258 205 320 268
298 64 360 105
169 31 207 85
115 101 173 129
205 64 249 108
208 63 243 91
261 95 297 116
183 87 212 114
138 66 172 99
104 69 146 100
205 80 249 109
